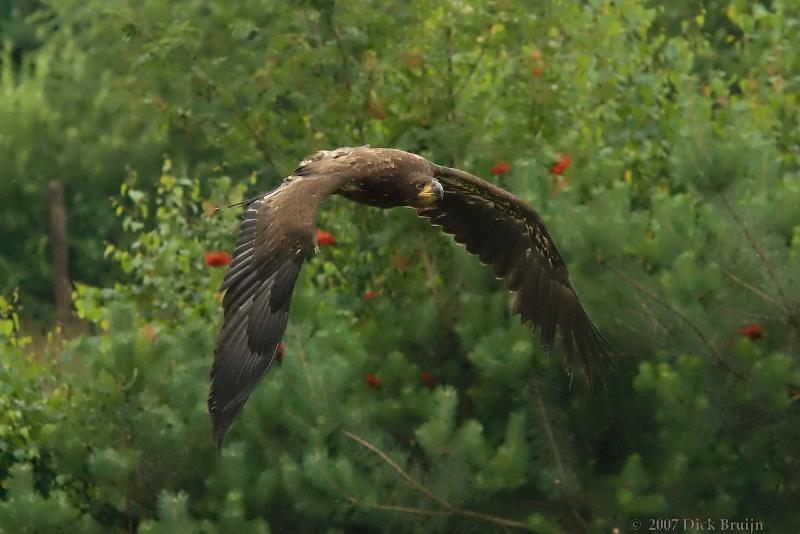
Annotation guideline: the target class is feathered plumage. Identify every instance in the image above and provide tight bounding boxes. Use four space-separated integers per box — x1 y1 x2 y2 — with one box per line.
209 146 609 446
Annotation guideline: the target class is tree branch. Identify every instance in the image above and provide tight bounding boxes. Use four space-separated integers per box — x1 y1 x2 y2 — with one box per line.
720 266 780 307
340 430 530 530
529 381 587 533
531 383 567 487
340 429 449 509
718 191 789 306
601 258 749 382
718 191 800 339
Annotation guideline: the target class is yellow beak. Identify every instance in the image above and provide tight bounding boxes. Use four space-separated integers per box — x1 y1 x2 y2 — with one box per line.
417 180 444 203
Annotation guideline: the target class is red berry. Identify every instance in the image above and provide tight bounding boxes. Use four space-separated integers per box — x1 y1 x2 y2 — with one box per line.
549 154 572 175
738 323 764 340
365 373 381 389
204 251 231 267
489 161 512 176
316 229 337 246
421 371 436 390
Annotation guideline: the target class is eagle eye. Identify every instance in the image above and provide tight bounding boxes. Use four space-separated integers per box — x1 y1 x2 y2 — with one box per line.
416 182 426 190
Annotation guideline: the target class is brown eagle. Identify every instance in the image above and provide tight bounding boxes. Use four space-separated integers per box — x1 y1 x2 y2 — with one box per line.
210 146 609 446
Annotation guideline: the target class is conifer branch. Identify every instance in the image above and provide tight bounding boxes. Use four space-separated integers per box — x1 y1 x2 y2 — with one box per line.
363 502 452 516
708 302 782 322
340 429 450 509
529 382 588 533
718 192 789 305
602 258 749 382
630 292 670 336
340 430 530 530
368 501 531 528
718 191 800 338
455 509 529 529
531 383 567 488
720 267 780 307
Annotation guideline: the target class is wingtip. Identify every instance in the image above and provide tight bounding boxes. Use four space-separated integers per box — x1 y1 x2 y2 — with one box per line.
576 320 614 390
209 384 250 449
556 312 614 390
208 389 231 449
212 426 226 450
210 409 235 449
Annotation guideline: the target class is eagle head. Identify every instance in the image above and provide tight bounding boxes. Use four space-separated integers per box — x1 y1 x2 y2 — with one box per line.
338 175 444 209
409 177 444 207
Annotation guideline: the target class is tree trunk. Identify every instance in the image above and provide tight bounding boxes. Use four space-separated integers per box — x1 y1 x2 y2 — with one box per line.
49 179 71 327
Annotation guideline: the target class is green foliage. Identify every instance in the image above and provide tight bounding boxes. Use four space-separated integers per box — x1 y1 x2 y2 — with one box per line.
1 0 800 532
0 464 103 533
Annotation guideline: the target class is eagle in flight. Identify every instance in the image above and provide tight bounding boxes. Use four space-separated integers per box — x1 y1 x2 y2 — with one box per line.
210 146 609 446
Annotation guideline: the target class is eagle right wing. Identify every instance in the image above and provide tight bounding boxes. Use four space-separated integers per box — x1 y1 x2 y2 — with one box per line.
209 173 346 447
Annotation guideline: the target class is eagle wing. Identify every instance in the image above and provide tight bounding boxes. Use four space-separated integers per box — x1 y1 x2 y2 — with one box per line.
420 164 609 377
209 172 348 447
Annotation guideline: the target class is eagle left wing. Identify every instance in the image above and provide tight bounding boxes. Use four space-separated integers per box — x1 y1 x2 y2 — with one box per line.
419 164 609 378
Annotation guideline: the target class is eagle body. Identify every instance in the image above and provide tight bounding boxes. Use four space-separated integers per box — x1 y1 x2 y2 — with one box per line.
297 147 435 208
210 146 608 446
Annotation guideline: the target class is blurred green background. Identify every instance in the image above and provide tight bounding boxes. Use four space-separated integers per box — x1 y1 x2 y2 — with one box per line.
1 0 799 532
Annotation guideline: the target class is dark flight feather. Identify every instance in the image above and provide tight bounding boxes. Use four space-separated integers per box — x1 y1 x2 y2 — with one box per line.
209 173 349 447
210 147 609 447
419 164 610 377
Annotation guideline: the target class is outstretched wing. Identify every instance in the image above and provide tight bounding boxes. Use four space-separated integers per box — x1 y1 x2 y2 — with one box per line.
209 173 347 447
420 165 609 377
